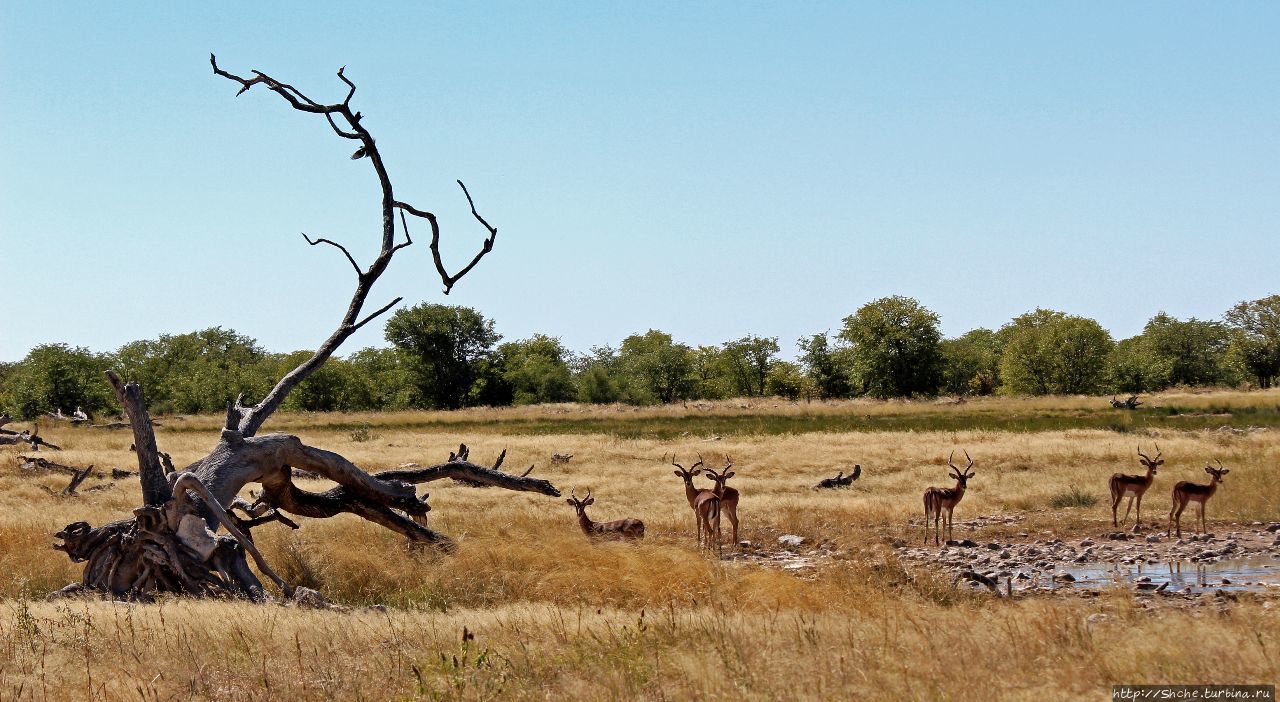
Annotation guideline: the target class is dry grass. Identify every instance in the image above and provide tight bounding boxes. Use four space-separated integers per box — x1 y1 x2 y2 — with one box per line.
2 390 1279 699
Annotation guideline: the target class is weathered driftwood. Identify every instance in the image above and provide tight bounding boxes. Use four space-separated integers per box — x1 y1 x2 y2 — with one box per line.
814 464 862 489
51 57 551 603
20 455 83 475
1110 395 1142 410
0 425 61 451
40 465 104 497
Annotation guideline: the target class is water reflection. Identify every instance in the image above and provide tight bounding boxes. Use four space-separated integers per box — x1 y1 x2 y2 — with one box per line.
1059 557 1278 593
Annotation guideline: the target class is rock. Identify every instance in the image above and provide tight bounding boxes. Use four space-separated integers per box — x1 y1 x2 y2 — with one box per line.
1137 576 1151 583
1130 524 1145 533
987 542 1001 550
740 540 754 549
959 539 979 548
1086 613 1108 624
1136 582 1159 591
1016 572 1031 580
1221 578 1232 585
291 587 329 609
1000 550 1012 559
363 604 388 613
1079 538 1095 547
1267 524 1280 533
1024 546 1041 557
1145 534 1162 543
1056 573 1077 583
777 535 805 548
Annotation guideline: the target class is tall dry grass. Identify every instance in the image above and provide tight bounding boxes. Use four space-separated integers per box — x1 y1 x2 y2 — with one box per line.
1 392 1278 699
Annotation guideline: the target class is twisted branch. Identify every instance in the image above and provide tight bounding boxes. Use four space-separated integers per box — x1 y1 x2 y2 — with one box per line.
210 54 499 436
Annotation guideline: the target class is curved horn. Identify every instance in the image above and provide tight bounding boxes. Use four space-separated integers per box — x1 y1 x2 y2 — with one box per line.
947 450 956 469
1136 445 1150 462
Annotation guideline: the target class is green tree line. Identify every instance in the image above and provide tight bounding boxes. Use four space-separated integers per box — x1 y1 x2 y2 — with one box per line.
4 295 1279 418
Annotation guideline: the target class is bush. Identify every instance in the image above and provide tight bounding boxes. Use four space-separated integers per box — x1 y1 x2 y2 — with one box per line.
1049 486 1099 509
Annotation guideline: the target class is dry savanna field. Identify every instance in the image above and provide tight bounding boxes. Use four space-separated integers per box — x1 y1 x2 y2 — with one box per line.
2 390 1280 700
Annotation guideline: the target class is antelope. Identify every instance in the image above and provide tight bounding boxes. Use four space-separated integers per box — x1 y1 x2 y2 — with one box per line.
922 450 975 546
1109 445 1163 528
565 488 645 540
1168 462 1229 538
672 455 721 552
702 455 740 545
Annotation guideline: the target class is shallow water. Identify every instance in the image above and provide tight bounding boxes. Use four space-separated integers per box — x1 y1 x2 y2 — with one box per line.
1059 556 1280 593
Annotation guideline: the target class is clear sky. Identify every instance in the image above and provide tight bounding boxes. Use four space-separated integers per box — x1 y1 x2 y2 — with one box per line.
2 2 1277 362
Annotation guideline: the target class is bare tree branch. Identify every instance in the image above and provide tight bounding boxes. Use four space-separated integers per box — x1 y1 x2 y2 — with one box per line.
394 180 498 295
210 54 499 436
301 233 363 275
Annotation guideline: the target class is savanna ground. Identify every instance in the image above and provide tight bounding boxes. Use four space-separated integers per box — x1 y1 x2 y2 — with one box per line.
2 390 1279 700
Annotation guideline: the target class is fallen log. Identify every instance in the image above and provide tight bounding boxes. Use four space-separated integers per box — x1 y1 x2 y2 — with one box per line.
814 464 862 489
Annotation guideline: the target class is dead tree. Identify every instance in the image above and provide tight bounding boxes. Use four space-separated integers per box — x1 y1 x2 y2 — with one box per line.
814 464 861 489
50 56 558 603
1110 395 1142 410
0 425 61 451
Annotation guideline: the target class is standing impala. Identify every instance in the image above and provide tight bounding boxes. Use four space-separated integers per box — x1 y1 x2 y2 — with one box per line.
703 455 740 546
922 450 976 546
1110 444 1163 528
1168 462 1229 538
672 456 721 552
565 488 645 540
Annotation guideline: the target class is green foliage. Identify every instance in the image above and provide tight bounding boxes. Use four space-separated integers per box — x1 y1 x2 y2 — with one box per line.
939 328 1001 396
838 296 943 398
1224 295 1280 389
497 334 576 405
796 333 851 399
1139 313 1234 388
385 304 501 409
1106 337 1153 393
0 344 115 419
690 346 730 400
765 361 815 400
717 335 780 397
114 327 274 414
615 330 695 404
343 347 420 410
998 309 1113 395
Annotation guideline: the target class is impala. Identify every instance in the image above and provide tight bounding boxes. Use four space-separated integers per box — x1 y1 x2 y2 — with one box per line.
1110 444 1162 528
566 488 645 540
673 455 721 552
702 455 740 545
1168 462 1229 538
922 450 976 546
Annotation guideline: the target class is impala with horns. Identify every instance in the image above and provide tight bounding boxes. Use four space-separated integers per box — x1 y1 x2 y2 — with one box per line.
672 455 721 552
922 450 976 546
702 455 740 546
566 489 645 540
1168 461 1229 538
1109 445 1163 528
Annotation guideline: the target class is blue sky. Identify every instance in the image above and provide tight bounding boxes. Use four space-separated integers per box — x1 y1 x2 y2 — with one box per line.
2 2 1277 362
